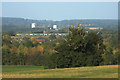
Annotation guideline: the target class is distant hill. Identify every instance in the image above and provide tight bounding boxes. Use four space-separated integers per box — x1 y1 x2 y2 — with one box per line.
2 17 118 32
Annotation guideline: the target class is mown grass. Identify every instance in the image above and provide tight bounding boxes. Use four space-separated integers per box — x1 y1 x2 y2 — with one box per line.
2 65 118 78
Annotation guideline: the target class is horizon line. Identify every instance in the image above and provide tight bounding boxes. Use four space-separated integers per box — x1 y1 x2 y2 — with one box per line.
1 17 118 21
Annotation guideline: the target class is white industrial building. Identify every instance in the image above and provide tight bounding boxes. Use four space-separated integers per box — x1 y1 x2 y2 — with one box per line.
31 23 36 28
53 25 57 30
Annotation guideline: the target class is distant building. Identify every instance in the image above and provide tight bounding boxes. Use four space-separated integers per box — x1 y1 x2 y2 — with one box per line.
88 24 91 26
31 23 36 28
53 25 57 30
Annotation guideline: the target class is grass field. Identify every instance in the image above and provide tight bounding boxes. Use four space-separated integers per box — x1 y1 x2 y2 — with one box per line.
2 65 118 78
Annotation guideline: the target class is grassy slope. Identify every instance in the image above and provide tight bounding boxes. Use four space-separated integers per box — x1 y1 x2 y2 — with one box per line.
2 65 118 78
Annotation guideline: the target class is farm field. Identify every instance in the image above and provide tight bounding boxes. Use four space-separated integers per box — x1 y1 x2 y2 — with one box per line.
2 65 118 78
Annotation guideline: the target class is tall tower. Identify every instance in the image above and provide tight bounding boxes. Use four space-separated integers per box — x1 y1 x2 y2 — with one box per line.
31 23 36 28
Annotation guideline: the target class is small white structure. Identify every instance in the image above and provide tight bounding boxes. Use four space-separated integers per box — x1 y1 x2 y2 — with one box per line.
30 34 33 36
88 24 91 26
31 23 36 28
53 25 57 30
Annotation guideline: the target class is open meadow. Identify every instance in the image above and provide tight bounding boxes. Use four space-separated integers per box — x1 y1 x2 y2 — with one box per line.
2 65 118 78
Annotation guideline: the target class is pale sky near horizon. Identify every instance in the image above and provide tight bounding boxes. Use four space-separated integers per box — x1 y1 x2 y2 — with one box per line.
2 2 118 21
1 0 119 2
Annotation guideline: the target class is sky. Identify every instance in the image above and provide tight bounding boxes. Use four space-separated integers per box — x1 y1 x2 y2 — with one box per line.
1 0 119 2
2 2 118 21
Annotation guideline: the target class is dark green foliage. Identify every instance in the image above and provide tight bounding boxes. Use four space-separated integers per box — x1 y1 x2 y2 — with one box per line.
26 53 56 69
2 48 10 65
23 40 33 47
41 54 57 69
101 47 118 65
27 53 43 66
53 27 105 68
49 35 56 40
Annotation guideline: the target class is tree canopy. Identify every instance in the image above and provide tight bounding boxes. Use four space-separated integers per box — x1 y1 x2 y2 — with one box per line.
53 26 105 68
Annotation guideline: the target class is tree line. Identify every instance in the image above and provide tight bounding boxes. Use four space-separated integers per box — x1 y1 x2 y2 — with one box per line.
2 25 119 69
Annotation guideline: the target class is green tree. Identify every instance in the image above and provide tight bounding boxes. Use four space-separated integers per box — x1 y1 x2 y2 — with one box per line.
2 44 11 65
53 24 105 68
16 44 25 65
